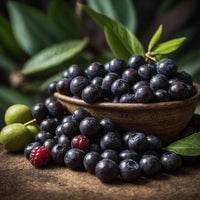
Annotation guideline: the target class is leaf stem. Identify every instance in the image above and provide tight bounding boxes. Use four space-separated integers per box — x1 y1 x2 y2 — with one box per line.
145 51 158 63
24 118 37 126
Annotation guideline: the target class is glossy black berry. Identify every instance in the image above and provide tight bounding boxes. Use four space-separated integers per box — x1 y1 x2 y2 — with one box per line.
72 108 91 123
147 135 162 151
160 152 182 172
133 81 149 93
101 149 120 164
61 121 80 138
109 58 127 75
112 96 120 103
35 131 53 144
186 84 195 98
62 115 75 124
68 64 86 79
56 78 71 95
128 54 145 70
177 71 192 84
40 118 59 134
81 84 102 103
86 62 107 80
120 93 135 103
58 134 70 148
122 68 140 85
111 79 131 97
139 155 161 177
44 97 56 107
48 81 57 95
104 62 110 72
89 144 102 154
91 77 103 87
51 144 67 165
134 85 154 103
119 149 139 162
46 100 64 118
43 138 58 151
138 64 156 81
119 159 141 182
168 82 188 100
55 124 63 137
154 89 170 102
64 148 85 170
168 77 183 85
100 131 122 151
100 118 116 133
123 131 136 147
24 142 41 160
150 74 169 90
83 152 102 174
70 76 90 98
62 69 69 79
95 159 119 183
79 117 100 137
157 58 177 77
32 103 48 123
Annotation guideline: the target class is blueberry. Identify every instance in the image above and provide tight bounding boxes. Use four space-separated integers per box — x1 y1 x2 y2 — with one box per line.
168 82 188 100
120 93 135 103
95 159 119 182
56 78 71 95
186 84 195 98
150 74 169 91
102 73 120 95
168 77 183 85
177 71 192 84
109 58 127 75
139 155 161 177
160 152 182 172
123 131 136 147
142 150 159 158
111 79 131 97
35 131 53 144
122 68 140 85
32 103 48 123
91 77 103 87
101 149 120 164
134 85 154 103
104 62 110 72
58 134 70 148
64 148 85 170
81 84 102 103
68 64 86 79
128 54 145 70
84 152 102 174
79 117 100 137
128 132 148 153
70 76 90 98
72 108 91 123
100 118 116 133
112 96 120 103
24 142 41 160
119 149 139 162
133 81 149 93
157 58 177 77
147 135 162 151
100 131 122 151
61 121 80 138
46 100 64 118
86 62 107 80
89 144 102 154
48 81 57 95
44 97 56 107
51 144 67 165
138 64 157 81
62 69 70 79
119 159 141 182
43 138 58 151
40 118 59 135
154 89 170 102
62 115 75 124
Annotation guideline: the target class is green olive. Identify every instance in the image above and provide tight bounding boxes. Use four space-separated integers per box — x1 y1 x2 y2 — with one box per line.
26 124 40 139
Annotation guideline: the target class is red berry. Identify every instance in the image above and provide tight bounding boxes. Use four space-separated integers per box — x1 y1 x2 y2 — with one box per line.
71 135 90 151
29 146 51 167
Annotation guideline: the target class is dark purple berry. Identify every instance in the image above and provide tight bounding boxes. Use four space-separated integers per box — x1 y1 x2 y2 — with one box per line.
123 131 136 147
32 103 48 123
24 142 41 160
43 138 58 151
128 54 145 70
150 74 169 90
122 68 140 85
72 108 91 123
177 71 192 84
62 69 69 79
112 96 120 103
134 85 154 103
58 134 70 148
56 78 71 95
61 121 80 138
168 77 182 85
89 144 102 154
186 84 195 98
104 62 110 72
120 93 135 103
100 118 116 133
109 58 127 75
101 149 120 164
133 81 149 93
138 64 156 81
48 81 57 95
111 79 131 97
147 135 162 151
119 150 139 162
35 131 53 144
46 100 64 118
44 97 56 107
168 82 188 100
154 89 170 102
40 118 59 135
91 77 103 87
62 115 75 124
51 144 67 165
68 64 86 79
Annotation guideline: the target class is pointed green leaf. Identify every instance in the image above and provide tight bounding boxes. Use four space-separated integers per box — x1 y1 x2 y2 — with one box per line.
164 132 200 156
79 3 145 61
0 54 17 71
8 1 64 55
87 0 137 33
22 40 87 74
148 25 163 51
48 0 82 40
151 37 186 55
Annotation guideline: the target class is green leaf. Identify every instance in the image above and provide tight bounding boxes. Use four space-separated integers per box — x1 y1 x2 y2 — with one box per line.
0 54 17 71
86 0 137 33
8 1 64 55
79 3 144 62
151 37 186 55
148 25 163 51
164 132 200 156
0 86 35 109
22 40 87 74
48 0 81 40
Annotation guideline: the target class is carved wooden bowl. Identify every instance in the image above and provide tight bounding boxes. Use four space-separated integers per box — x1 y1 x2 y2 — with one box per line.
55 82 200 144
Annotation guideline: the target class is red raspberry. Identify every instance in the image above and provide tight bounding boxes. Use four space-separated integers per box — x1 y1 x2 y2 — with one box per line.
29 146 51 167
71 135 90 151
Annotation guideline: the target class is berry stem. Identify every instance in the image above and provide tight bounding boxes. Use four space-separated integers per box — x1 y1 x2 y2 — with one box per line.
24 118 37 126
145 51 158 63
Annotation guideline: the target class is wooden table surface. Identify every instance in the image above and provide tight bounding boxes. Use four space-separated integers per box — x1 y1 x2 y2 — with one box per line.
0 145 200 200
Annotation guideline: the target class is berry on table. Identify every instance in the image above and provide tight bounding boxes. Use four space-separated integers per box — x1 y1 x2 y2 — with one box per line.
43 138 58 151
119 149 139 162
58 134 70 148
35 131 53 145
24 142 41 160
101 149 120 164
71 135 90 151
61 120 80 138
99 118 116 133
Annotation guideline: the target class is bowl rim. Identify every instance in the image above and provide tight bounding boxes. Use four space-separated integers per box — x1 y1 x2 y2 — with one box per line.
54 82 200 110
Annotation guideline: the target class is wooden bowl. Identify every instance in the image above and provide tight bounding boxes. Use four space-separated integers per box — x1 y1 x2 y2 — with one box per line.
54 82 200 144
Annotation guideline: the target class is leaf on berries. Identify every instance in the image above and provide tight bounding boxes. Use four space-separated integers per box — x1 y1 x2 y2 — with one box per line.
22 40 87 74
78 3 145 62
148 24 163 51
151 37 186 55
164 132 200 156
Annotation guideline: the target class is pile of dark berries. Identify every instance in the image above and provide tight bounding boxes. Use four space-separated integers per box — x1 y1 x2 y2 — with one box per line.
25 99 199 183
48 55 195 104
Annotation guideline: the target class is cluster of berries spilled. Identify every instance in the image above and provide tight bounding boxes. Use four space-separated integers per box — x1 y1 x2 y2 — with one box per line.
48 55 195 104
25 98 200 183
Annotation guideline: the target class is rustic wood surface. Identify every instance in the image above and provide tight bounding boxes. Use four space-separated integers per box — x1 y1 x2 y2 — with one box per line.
0 145 200 200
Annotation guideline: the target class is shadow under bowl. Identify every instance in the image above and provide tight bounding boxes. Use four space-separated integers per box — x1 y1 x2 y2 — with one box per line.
54 82 200 144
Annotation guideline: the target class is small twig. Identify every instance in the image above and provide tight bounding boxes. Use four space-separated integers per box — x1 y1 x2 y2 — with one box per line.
76 0 82 21
24 119 37 126
145 51 158 63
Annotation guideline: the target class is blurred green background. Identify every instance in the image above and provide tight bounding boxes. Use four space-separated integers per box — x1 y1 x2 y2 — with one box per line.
0 0 200 129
